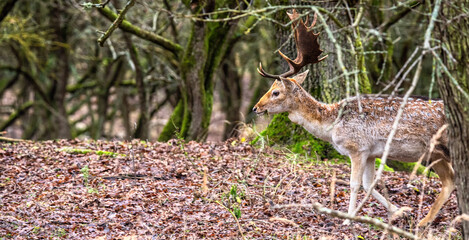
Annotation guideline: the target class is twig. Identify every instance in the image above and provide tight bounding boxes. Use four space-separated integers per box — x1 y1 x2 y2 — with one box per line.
378 0 423 32
390 54 423 96
215 201 246 240
273 202 420 239
430 49 469 102
329 170 337 207
97 0 136 47
423 0 441 50
81 0 111 8
378 47 420 95
0 136 26 142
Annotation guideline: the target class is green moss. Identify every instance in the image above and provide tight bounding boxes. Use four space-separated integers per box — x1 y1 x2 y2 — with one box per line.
180 100 191 139
355 31 372 94
158 101 184 142
254 113 345 161
375 158 394 172
386 160 438 177
58 148 121 157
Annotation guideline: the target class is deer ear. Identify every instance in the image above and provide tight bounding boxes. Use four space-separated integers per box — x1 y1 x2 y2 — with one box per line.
292 70 309 85
279 77 297 90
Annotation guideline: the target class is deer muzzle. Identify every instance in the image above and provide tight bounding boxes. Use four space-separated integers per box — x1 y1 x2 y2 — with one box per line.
252 105 267 116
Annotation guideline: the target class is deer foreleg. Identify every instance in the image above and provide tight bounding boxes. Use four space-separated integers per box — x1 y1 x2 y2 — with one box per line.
343 152 368 224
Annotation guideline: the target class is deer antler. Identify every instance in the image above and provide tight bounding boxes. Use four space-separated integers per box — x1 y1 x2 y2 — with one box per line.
258 10 327 80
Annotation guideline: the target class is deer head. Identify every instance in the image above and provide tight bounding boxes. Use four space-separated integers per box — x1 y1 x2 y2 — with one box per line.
252 71 310 115
253 10 327 115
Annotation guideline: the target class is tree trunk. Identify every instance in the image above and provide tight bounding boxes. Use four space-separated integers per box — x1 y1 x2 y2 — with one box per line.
92 56 124 139
124 35 149 140
220 58 242 139
159 1 239 141
50 0 71 139
437 1 469 238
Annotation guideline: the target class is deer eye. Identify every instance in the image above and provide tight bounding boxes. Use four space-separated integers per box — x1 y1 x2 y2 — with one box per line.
272 90 280 97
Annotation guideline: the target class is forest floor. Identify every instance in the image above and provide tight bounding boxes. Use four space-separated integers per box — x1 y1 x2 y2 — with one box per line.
0 139 462 239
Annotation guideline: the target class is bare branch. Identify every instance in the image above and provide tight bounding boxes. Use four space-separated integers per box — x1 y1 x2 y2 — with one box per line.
81 0 111 9
92 0 183 56
379 0 424 32
97 0 136 47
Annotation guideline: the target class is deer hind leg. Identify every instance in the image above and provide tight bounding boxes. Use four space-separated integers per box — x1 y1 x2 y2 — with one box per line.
418 159 455 227
362 157 398 213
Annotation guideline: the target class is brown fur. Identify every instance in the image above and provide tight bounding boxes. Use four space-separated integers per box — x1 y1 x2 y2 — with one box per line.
253 76 454 226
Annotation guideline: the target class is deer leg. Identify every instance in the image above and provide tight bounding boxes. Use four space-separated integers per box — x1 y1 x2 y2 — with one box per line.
418 160 455 227
363 158 398 213
343 152 368 225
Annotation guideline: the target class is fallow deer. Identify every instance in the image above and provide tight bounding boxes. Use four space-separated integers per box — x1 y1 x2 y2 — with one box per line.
253 10 454 227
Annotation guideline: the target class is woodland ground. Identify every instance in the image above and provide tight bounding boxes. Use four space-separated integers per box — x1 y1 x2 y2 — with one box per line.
0 139 461 239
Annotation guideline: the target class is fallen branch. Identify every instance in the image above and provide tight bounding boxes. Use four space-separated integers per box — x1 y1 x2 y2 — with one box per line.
0 136 26 142
273 202 420 240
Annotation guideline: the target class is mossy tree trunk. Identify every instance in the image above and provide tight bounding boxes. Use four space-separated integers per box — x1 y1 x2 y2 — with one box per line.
49 0 72 139
158 1 244 142
437 1 469 238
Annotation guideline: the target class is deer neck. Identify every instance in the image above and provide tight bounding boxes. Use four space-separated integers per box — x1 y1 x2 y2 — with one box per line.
287 91 337 142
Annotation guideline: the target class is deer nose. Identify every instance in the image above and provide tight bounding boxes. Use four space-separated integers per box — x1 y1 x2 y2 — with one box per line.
252 107 257 112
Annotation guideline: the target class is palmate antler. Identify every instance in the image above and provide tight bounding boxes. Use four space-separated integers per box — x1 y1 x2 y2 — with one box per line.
258 10 327 79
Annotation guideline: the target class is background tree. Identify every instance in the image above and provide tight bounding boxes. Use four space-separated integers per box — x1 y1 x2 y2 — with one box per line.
0 0 261 141
437 0 469 238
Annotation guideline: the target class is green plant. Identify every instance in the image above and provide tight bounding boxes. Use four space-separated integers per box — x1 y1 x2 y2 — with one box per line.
54 227 67 238
80 165 90 185
215 184 247 239
32 226 40 234
80 165 98 194
219 184 245 219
